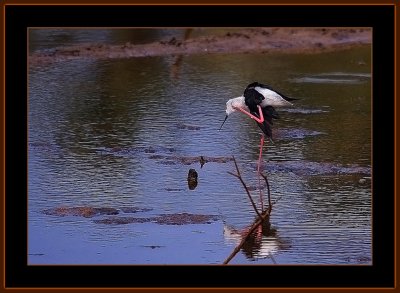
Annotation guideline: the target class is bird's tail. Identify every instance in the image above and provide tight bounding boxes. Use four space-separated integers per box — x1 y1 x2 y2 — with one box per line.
280 93 300 102
284 96 300 101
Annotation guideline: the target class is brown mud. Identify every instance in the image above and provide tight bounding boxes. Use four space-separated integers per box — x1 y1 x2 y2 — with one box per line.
42 206 152 218
29 28 371 66
42 206 220 225
92 213 220 225
42 206 120 218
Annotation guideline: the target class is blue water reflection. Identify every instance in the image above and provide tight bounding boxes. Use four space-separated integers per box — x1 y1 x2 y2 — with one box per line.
28 29 371 265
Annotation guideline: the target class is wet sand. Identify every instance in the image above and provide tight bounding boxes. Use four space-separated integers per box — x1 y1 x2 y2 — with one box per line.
29 28 371 66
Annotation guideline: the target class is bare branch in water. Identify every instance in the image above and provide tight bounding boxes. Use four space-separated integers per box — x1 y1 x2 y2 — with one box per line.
224 156 275 265
223 211 270 264
228 156 262 220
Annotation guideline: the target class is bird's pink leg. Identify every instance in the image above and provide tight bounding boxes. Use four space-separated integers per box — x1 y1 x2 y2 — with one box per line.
233 105 264 123
233 104 265 211
257 134 265 212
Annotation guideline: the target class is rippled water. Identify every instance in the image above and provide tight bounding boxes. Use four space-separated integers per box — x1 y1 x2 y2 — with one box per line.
28 29 371 265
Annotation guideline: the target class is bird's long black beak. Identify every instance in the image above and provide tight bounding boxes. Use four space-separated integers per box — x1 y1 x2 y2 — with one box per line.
219 115 228 130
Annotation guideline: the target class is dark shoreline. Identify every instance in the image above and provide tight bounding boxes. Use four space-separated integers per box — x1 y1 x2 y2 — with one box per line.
29 28 372 67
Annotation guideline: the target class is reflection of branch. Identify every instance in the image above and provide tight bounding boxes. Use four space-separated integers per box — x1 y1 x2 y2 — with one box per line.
223 211 270 264
269 252 277 264
224 156 273 265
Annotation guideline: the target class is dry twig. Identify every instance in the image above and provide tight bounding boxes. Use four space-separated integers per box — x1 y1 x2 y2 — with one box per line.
227 156 262 220
223 156 274 265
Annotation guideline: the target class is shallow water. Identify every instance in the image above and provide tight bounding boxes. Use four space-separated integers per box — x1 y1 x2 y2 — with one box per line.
28 29 371 265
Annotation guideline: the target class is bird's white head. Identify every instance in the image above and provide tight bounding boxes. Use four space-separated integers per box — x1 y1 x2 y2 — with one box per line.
219 96 246 130
225 96 246 116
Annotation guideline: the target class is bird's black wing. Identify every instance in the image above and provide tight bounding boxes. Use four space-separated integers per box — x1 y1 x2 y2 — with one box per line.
244 87 264 113
245 82 291 138
247 81 299 102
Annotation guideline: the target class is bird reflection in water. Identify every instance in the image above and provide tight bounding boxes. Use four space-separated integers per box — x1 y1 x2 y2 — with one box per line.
223 219 290 262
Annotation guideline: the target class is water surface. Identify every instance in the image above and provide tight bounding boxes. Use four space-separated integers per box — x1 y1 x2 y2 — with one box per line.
28 29 371 265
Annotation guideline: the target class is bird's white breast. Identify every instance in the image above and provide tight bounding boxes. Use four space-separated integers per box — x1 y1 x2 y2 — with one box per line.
255 87 293 107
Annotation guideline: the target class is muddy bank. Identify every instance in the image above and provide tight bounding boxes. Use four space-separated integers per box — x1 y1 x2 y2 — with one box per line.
29 28 371 66
42 206 220 225
93 213 220 225
42 206 152 218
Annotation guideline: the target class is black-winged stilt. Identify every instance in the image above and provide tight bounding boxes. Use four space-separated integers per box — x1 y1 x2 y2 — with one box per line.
220 82 296 210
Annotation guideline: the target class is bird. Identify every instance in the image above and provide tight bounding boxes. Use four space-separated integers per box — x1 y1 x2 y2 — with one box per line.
219 82 297 139
219 82 297 211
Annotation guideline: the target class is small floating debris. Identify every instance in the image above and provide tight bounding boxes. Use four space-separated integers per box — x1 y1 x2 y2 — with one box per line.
200 156 206 168
188 169 198 179
187 168 198 190
141 245 165 249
